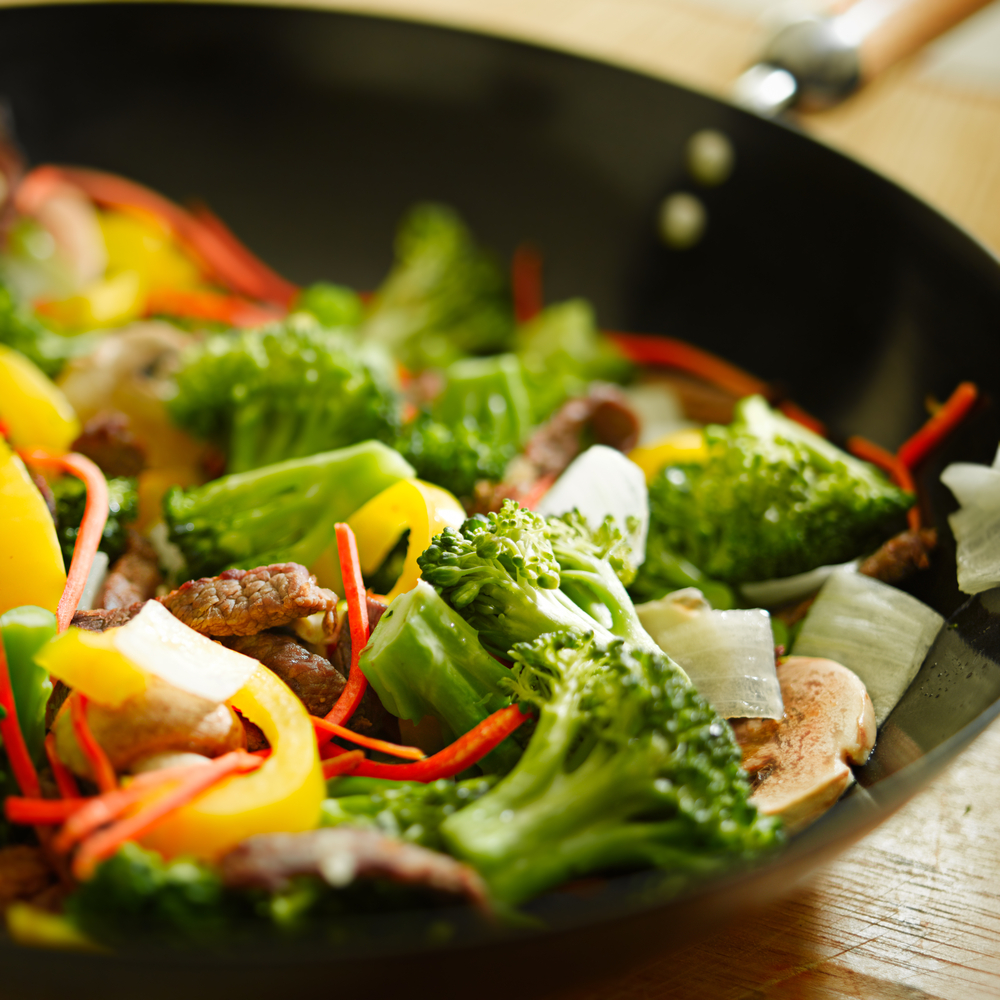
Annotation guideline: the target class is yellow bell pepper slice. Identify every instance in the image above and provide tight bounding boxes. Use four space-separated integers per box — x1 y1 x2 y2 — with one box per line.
141 665 324 860
0 439 66 618
322 478 466 601
5 903 105 952
0 345 81 452
629 428 708 484
99 210 202 292
39 270 145 330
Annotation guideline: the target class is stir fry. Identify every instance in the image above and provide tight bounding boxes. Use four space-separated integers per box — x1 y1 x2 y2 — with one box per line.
0 155 985 949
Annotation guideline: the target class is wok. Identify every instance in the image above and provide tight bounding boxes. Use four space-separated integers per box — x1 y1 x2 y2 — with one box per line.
1 3 999 997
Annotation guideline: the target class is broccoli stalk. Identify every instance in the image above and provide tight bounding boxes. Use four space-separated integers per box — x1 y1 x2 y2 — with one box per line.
163 441 414 580
416 500 620 657
52 475 138 570
440 632 781 905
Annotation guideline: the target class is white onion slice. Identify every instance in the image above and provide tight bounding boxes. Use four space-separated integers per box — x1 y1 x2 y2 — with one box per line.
76 550 110 612
792 570 943 726
940 462 1000 512
740 560 858 608
536 445 649 564
949 504 1000 595
637 590 783 719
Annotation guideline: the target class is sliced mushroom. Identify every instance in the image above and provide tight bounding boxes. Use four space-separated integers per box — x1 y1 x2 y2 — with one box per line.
731 655 876 834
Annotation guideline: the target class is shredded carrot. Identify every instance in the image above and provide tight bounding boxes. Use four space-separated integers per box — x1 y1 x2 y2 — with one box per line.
0 636 41 799
5 797 88 825
324 524 370 727
69 693 117 794
606 332 771 400
512 243 544 324
311 716 425 761
19 450 109 632
898 382 979 471
44 733 80 799
778 400 827 437
847 435 921 532
145 288 281 328
72 751 262 880
321 750 366 780
351 704 531 782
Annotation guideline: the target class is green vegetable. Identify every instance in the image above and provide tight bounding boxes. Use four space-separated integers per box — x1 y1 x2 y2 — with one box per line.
52 475 138 570
293 282 365 329
358 581 521 773
629 535 736 608
364 203 515 371
321 775 497 851
163 441 414 580
515 299 633 423
440 631 782 905
638 395 913 586
416 500 621 657
0 606 56 762
0 283 97 379
167 315 399 474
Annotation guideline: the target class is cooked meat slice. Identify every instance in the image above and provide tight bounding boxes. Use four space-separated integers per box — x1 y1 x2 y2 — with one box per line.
219 827 489 910
52 680 247 779
237 712 269 753
225 632 346 717
70 604 145 632
70 410 147 478
159 563 337 637
45 680 71 732
858 528 937 585
0 846 59 913
99 531 162 610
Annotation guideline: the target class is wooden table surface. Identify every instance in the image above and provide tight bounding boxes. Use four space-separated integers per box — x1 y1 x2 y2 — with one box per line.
310 3 1000 998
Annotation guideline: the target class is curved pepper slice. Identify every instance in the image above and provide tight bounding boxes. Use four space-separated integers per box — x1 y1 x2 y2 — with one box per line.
346 478 466 601
140 664 324 861
0 439 66 618
0 344 80 452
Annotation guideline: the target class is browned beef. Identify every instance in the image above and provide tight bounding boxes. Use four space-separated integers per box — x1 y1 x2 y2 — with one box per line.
99 531 162 610
0 846 59 913
159 563 336 637
238 713 269 753
858 528 937 584
45 681 71 732
70 410 146 478
219 827 489 910
225 632 346 717
70 604 145 632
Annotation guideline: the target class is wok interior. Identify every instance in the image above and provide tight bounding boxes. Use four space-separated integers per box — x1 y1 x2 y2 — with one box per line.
2 1 1000 988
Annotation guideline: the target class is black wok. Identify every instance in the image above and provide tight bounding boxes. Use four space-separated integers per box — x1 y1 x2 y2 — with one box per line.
1 4 999 997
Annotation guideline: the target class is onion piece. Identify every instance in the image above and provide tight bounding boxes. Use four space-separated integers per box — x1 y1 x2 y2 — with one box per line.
740 560 858 608
620 383 695 445
941 456 1000 595
536 444 649 564
940 462 1000 512
791 570 943 726
637 588 783 719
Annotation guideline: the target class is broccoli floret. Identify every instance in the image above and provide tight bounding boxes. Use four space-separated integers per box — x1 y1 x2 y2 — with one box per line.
52 475 138 569
163 441 414 580
637 395 914 586
293 282 365 328
321 775 498 851
363 204 515 371
628 535 737 608
440 632 781 905
416 500 620 657
167 315 399 474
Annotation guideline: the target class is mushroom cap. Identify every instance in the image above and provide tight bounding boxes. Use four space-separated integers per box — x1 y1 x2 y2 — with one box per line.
734 655 876 834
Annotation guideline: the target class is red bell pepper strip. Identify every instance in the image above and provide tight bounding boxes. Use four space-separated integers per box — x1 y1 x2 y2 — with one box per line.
5 797 88 825
512 243 544 324
321 750 366 779
145 288 282 328
45 732 80 799
349 704 531 783
311 716 425 761
898 382 979 471
847 435 921 533
19 450 109 633
324 523 370 727
778 400 827 437
0 636 41 799
69 693 117 795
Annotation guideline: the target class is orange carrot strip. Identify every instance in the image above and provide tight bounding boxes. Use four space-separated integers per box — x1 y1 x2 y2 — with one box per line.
20 450 109 633
72 751 262 880
512 243 543 324
311 716 425 761
321 750 366 780
898 382 979 471
5 797 89 825
351 704 530 782
0 636 41 799
778 400 827 437
847 435 921 532
606 332 771 400
324 524 369 727
69 693 117 794
44 733 80 799
145 288 281 328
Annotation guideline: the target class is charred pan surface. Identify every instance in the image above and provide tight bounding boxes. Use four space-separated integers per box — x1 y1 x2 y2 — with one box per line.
99 531 162 610
219 827 489 910
159 563 336 637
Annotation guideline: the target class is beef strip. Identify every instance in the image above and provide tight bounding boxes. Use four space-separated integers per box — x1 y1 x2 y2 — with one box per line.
219 827 489 910
225 632 346 718
70 604 145 632
0 846 60 913
159 563 337 637
99 531 162 610
70 410 146 478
